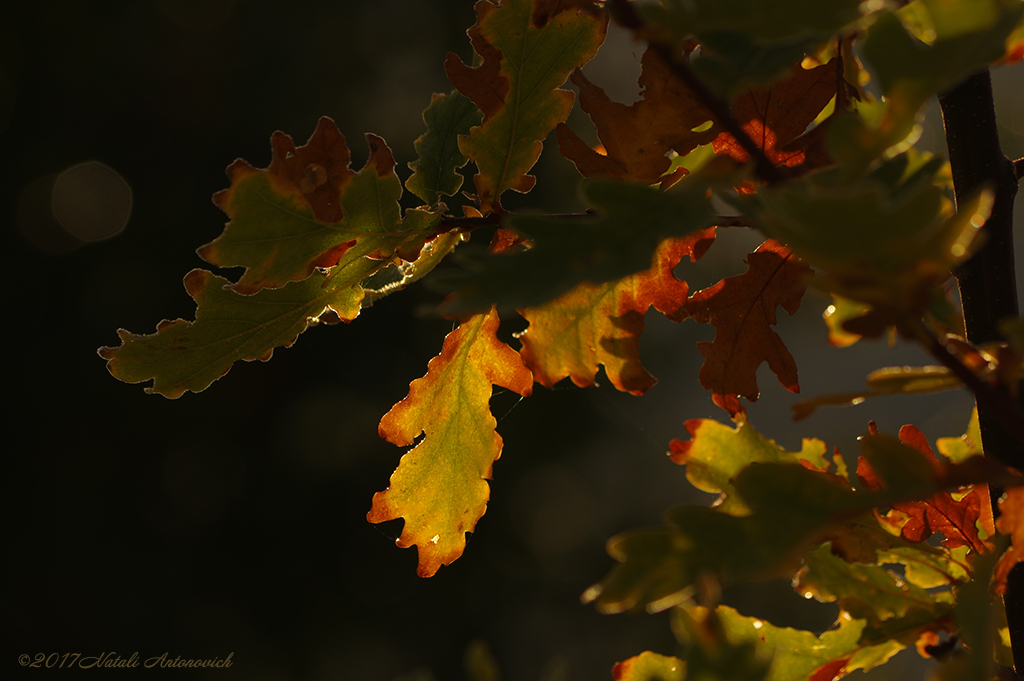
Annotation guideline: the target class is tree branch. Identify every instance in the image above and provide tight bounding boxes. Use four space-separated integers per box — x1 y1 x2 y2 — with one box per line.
940 68 1024 674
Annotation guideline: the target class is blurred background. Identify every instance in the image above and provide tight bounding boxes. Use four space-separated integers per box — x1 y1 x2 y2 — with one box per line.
4 1 1022 679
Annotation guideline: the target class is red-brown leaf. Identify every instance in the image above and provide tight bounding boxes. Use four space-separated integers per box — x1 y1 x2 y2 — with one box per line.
682 239 810 410
713 60 838 179
556 47 719 185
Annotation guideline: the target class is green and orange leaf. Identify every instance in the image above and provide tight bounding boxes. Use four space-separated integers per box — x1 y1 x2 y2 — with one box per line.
445 0 608 214
858 425 995 555
612 651 685 681
199 118 432 294
517 229 715 395
682 239 811 411
368 307 533 577
556 47 719 186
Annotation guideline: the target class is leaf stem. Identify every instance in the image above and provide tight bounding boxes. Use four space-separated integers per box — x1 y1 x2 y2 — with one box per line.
607 0 787 185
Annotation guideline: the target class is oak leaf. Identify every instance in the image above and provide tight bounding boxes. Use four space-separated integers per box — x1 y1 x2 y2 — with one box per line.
199 119 432 294
857 425 994 555
994 486 1024 595
368 307 533 577
556 47 719 185
517 230 715 395
406 90 483 206
682 239 810 410
445 0 607 214
98 268 365 398
712 60 838 179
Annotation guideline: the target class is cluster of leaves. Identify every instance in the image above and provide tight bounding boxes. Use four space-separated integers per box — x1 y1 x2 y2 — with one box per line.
99 0 1024 678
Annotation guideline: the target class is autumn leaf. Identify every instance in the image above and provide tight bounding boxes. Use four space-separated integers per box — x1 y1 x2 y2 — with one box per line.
674 603 925 681
683 238 810 410
198 118 435 295
445 0 607 214
994 486 1024 595
406 90 483 206
667 410 829 515
436 164 736 316
98 268 365 398
712 60 838 174
611 651 685 681
858 425 995 555
795 543 953 628
368 307 533 577
516 230 715 395
556 47 719 185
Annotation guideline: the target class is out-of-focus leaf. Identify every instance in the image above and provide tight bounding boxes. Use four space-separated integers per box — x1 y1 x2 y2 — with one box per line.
682 239 811 410
199 119 431 295
368 307 533 577
823 294 871 347
637 0 866 96
611 651 685 681
793 365 962 420
436 165 735 315
406 91 483 206
556 47 719 185
671 604 908 680
667 410 829 514
517 230 715 395
936 408 982 463
740 152 993 334
445 0 608 214
587 421 1017 614
712 60 838 174
795 544 953 629
673 606 770 681
99 268 366 398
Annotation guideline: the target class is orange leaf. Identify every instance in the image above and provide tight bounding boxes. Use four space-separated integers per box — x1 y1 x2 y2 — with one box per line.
518 230 715 395
994 486 1024 594
713 60 838 178
682 239 810 410
858 425 995 555
556 47 719 185
368 307 533 576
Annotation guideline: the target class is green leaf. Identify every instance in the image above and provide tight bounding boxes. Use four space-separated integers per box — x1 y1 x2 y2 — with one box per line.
586 422 1010 614
199 120 431 295
667 411 830 515
406 90 483 206
436 164 735 315
611 651 685 681
99 268 370 398
738 152 993 333
638 0 867 95
862 2 1024 104
672 604 908 680
795 544 953 627
445 0 608 213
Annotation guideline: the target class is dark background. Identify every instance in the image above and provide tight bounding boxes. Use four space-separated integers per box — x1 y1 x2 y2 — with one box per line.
5 2 1022 679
